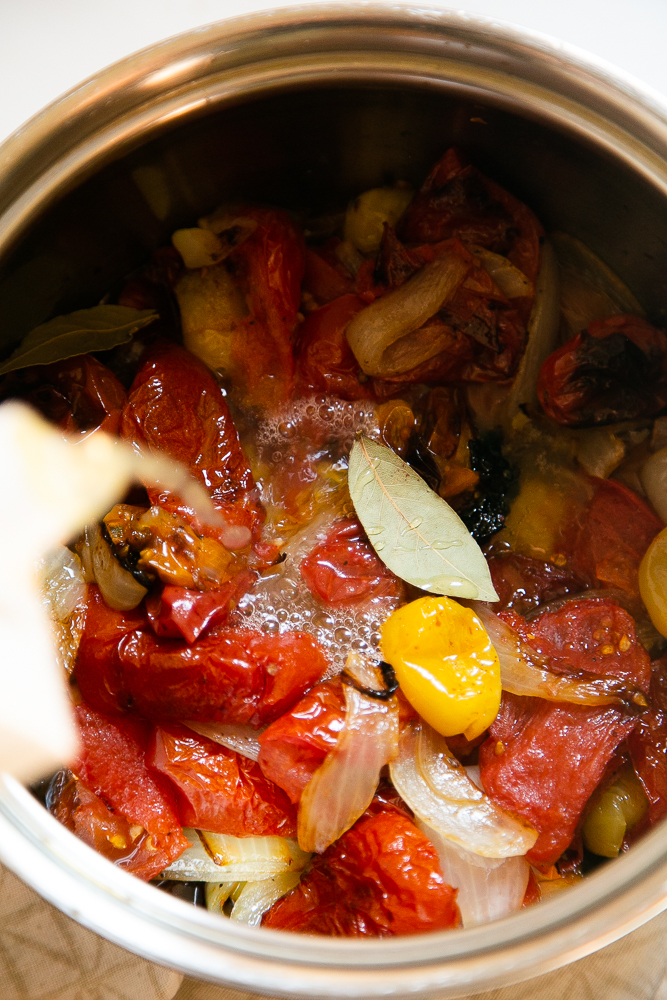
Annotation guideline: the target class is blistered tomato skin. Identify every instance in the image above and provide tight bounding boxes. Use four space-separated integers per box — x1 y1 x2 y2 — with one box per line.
381 597 501 741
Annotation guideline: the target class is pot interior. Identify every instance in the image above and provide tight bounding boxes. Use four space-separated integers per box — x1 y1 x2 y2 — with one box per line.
2 83 667 357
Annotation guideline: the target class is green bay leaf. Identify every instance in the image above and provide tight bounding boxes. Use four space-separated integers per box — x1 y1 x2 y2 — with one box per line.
348 435 499 602
0 304 159 375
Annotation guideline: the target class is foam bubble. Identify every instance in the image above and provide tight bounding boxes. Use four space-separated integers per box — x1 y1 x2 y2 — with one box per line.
255 394 381 458
234 510 401 677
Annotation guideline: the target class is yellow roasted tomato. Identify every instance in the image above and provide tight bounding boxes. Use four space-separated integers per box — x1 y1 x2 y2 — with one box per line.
381 596 501 740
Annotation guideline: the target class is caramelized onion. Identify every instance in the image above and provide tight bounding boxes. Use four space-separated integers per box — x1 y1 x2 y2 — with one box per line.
345 253 469 377
390 719 537 858
39 547 86 622
472 602 647 712
472 247 533 299
297 653 399 854
641 447 667 524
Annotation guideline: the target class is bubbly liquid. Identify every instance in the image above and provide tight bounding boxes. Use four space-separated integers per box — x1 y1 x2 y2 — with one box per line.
254 393 381 460
233 395 403 676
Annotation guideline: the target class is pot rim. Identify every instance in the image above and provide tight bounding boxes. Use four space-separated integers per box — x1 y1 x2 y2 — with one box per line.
2 5 667 996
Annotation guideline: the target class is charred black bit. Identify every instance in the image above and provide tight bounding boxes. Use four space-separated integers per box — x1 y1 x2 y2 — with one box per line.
341 660 399 701
457 432 516 545
563 332 655 426
379 661 400 696
100 520 154 590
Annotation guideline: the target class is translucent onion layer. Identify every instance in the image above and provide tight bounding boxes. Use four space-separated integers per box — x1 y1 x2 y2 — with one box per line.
418 819 530 926
472 602 647 712
297 653 399 854
185 721 262 761
159 829 309 882
389 719 537 858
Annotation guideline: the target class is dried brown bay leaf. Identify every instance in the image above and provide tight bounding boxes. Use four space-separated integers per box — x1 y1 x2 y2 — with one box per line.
348 435 498 602
0 304 158 375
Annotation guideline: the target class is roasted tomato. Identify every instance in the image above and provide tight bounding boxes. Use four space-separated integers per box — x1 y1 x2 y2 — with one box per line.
73 703 188 878
537 314 667 426
399 148 543 284
302 247 353 305
145 571 256 644
120 341 261 530
263 804 460 935
51 773 182 881
488 551 587 616
628 654 667 825
75 587 327 724
300 518 402 605
479 599 651 864
258 679 346 803
74 585 146 715
229 206 306 408
117 627 328 726
0 354 127 436
567 477 663 602
149 724 297 837
295 294 372 400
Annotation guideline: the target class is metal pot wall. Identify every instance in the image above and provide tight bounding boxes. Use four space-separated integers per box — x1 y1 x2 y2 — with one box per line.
2 5 667 997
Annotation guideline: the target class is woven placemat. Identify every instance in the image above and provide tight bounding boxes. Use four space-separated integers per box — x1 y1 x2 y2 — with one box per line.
1 862 666 1000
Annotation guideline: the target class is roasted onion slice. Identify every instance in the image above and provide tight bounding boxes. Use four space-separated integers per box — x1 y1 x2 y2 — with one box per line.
390 719 537 858
472 603 647 712
345 250 470 377
297 653 399 854
185 721 262 761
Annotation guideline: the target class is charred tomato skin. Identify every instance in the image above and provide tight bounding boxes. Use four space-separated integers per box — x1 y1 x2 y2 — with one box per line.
537 314 667 426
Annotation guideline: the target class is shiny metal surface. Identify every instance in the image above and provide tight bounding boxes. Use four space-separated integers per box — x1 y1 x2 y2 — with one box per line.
2 5 667 996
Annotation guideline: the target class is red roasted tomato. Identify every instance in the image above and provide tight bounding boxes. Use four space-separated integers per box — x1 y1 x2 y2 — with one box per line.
53 774 183 881
74 585 146 715
258 679 346 803
629 654 667 825
300 518 402 605
149 724 297 837
230 206 305 409
263 804 460 936
537 314 667 427
400 148 542 283
295 294 372 400
567 477 663 602
73 703 188 879
117 627 328 726
479 599 651 864
0 354 127 437
120 341 261 531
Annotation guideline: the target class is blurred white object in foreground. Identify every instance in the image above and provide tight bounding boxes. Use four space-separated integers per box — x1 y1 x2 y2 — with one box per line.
0 400 225 784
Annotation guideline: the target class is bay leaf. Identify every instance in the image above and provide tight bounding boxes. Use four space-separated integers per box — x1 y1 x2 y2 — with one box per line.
0 304 159 375
348 435 499 602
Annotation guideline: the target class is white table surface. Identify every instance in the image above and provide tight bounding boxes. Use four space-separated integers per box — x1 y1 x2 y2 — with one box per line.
2 0 667 145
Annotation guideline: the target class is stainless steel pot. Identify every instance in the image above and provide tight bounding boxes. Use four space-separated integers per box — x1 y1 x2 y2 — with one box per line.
2 5 667 997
